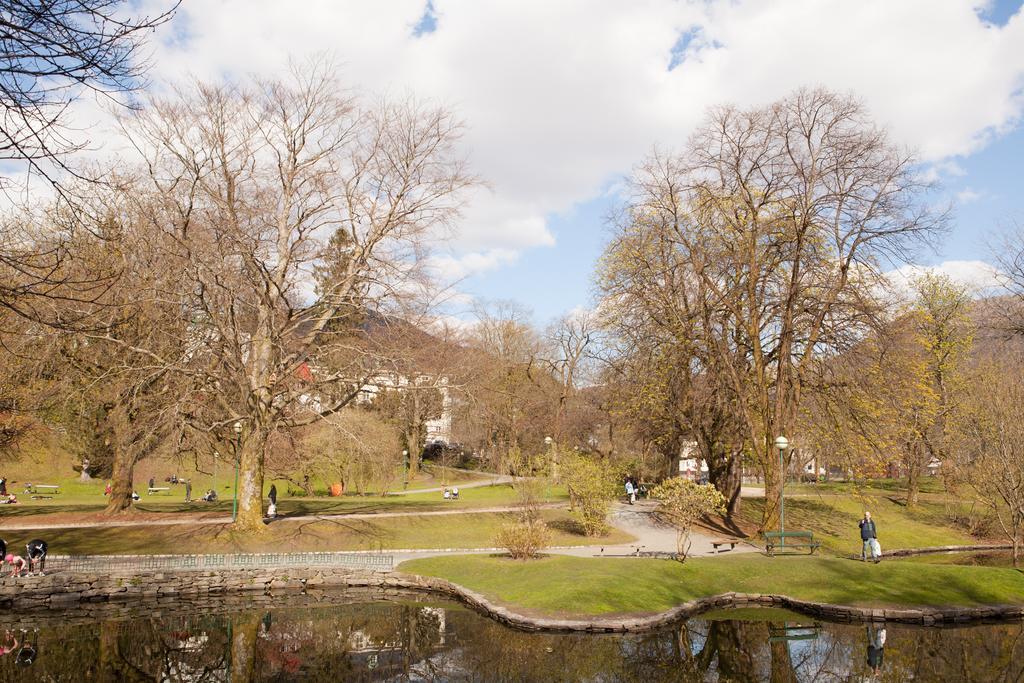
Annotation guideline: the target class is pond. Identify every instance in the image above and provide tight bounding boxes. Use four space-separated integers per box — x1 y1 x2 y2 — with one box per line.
1 590 1022 681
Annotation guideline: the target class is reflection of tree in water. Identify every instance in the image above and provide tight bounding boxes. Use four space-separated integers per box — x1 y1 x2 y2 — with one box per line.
3 598 1024 681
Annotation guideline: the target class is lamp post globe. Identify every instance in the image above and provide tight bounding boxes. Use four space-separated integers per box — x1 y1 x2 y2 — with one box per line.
774 435 789 451
544 436 553 446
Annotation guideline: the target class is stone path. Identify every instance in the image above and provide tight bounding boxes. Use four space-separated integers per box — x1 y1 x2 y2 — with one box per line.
390 501 757 564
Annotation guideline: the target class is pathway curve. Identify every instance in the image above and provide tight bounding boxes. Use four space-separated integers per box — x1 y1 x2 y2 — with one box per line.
391 501 758 564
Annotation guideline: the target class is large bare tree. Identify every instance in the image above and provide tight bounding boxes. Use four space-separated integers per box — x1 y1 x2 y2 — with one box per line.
599 88 945 531
88 61 475 530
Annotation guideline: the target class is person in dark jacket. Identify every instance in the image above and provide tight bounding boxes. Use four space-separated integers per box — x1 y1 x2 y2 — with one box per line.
859 511 880 563
268 484 277 507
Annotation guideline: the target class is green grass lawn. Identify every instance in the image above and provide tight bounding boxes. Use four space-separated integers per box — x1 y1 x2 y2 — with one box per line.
400 553 1024 618
738 487 977 554
0 482 566 522
0 508 630 555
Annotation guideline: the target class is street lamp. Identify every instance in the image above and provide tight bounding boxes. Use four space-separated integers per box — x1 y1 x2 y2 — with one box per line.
774 435 790 546
232 421 242 522
402 450 409 490
213 450 219 493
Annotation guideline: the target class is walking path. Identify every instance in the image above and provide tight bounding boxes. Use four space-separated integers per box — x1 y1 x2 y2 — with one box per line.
390 501 758 564
0 502 561 531
385 472 513 496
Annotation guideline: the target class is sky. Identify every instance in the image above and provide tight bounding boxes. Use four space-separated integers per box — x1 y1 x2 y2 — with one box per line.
114 1 1024 323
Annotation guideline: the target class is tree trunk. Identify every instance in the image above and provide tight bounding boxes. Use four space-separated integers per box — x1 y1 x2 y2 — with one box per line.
761 457 781 533
708 453 743 518
104 447 136 514
234 433 267 533
906 462 922 508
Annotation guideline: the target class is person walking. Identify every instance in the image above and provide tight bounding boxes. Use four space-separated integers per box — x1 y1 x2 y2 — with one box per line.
268 484 277 507
859 511 880 563
625 478 635 505
184 480 192 503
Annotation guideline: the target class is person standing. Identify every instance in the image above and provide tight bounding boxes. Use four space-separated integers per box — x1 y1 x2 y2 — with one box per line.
625 478 635 505
268 483 277 507
859 511 880 563
184 480 192 503
0 477 7 496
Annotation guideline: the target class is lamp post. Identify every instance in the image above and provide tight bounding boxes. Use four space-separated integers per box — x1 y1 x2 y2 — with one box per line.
213 450 219 493
774 435 789 546
232 421 242 522
402 450 409 490
544 436 555 480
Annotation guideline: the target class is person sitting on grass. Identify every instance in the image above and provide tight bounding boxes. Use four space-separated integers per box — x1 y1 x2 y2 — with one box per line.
26 540 47 576
5 554 27 578
443 488 451 501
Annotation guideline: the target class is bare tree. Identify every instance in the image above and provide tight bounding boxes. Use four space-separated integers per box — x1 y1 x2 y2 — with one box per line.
599 88 945 531
1 0 178 189
88 60 476 531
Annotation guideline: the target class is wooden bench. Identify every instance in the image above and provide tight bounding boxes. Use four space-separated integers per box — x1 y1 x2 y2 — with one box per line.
764 530 820 556
147 487 171 495
711 539 739 553
24 484 60 494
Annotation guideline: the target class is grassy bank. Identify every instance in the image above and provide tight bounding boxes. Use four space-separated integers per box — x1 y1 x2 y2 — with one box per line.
0 483 568 525
0 509 630 555
400 554 1024 618
737 485 977 554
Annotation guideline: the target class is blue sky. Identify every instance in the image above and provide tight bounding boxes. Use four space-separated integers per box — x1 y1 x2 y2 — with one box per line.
107 1 1024 325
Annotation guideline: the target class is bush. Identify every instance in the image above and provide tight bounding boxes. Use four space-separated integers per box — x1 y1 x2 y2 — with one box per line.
651 478 726 561
561 453 620 536
495 519 552 559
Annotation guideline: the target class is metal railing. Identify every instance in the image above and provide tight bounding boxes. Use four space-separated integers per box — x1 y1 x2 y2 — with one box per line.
44 551 394 573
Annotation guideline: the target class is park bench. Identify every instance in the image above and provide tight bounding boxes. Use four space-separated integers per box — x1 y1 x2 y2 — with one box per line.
147 487 171 495
763 530 820 556
711 539 739 553
23 484 60 494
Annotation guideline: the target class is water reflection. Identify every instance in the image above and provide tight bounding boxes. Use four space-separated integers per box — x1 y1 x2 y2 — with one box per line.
0 593 1021 681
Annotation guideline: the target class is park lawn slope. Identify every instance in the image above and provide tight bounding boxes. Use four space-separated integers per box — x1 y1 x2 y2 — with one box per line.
1 509 630 555
738 490 977 554
399 554 1024 618
0 483 566 525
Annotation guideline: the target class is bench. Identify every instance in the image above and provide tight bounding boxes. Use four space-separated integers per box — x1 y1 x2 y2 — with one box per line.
147 487 171 495
711 539 739 553
763 530 821 556
24 484 60 494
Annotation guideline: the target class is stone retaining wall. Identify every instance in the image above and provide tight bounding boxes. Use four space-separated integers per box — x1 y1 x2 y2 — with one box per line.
1 568 1022 633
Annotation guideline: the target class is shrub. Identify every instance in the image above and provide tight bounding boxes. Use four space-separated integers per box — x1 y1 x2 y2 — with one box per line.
495 519 552 559
650 478 726 561
561 453 620 536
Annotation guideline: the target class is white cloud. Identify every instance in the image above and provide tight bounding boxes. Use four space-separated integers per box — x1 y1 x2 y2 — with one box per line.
62 1 1024 293
956 187 983 204
887 259 1005 294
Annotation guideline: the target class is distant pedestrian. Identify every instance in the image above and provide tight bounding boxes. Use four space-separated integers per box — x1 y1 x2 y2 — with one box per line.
625 478 635 505
148 477 155 491
185 480 192 503
103 482 112 496
859 511 880 563
268 484 277 507
0 477 6 496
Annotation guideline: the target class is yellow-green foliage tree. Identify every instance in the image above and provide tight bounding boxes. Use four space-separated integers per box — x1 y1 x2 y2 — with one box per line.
560 452 621 536
952 348 1024 566
650 478 726 561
